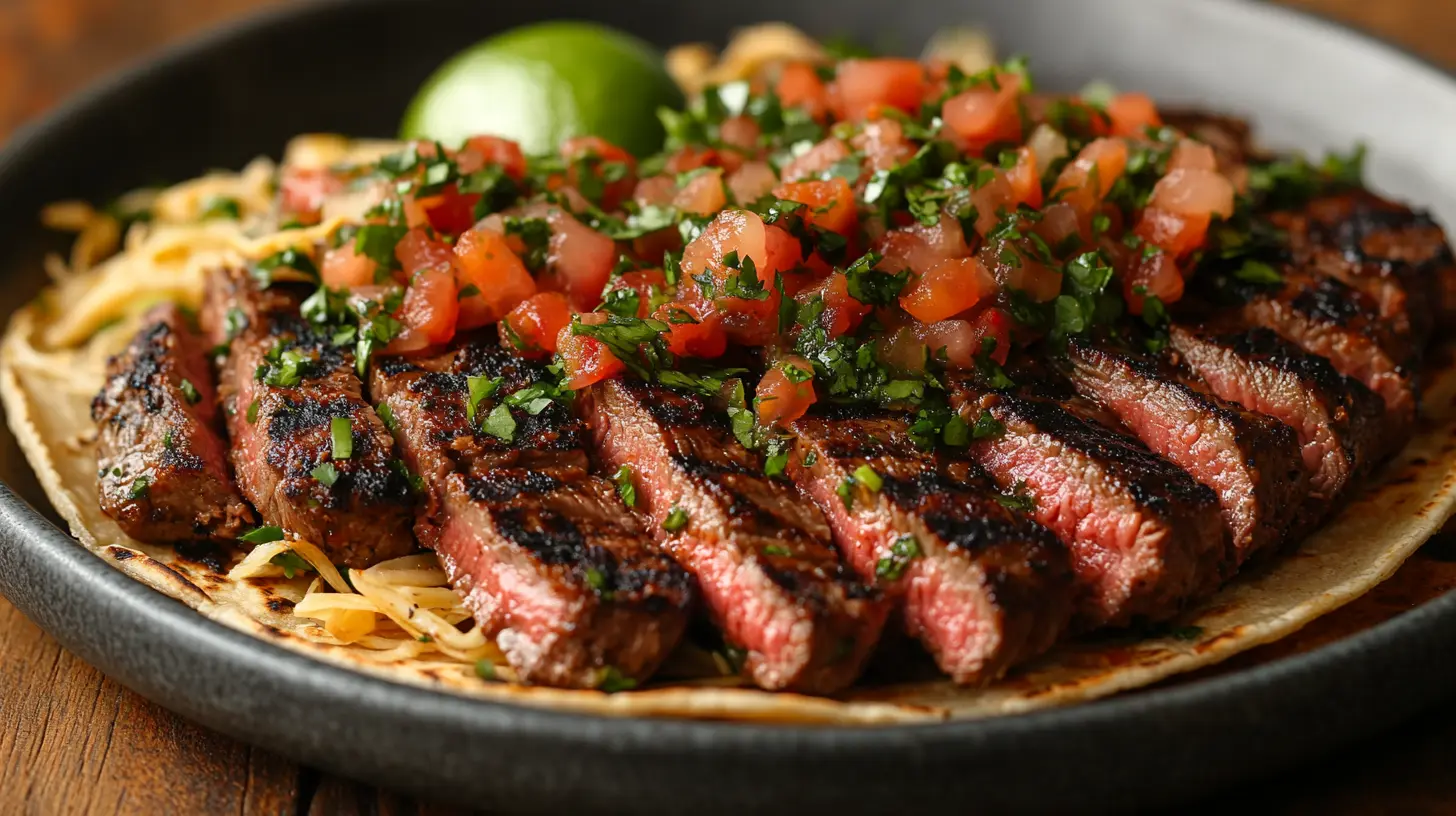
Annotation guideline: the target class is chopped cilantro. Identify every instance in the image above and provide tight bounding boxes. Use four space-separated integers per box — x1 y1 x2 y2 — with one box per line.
465 375 501 422
875 535 921 581
483 403 516 442
597 666 637 693
178 378 200 404
612 464 637 507
330 416 353 460
270 551 313 579
200 195 241 221
761 544 792 557
127 476 150 500
310 461 339 486
250 248 319 288
239 525 285 544
663 507 690 532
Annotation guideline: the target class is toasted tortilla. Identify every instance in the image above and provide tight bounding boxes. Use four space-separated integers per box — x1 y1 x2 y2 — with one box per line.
5 187 1456 723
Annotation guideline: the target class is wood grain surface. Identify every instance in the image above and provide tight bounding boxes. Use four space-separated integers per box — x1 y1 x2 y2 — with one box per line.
2 1 1456 813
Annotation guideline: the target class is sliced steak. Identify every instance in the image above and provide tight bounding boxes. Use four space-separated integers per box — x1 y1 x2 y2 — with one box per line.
1168 324 1385 526
1273 189 1456 341
203 266 415 567
1064 336 1307 566
947 377 1225 628
91 304 253 542
788 409 1073 683
1220 266 1416 444
587 378 888 694
370 343 692 688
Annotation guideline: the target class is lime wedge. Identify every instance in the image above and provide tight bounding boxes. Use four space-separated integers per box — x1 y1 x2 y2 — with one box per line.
401 21 684 157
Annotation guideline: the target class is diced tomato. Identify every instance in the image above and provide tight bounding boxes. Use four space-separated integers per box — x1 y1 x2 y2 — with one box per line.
395 228 454 275
558 320 626 390
1123 249 1183 314
717 116 761 155
874 214 969 276
501 291 571 355
727 161 780 204
457 135 527 180
664 145 720 175
941 75 1023 154
755 357 817 426
1168 139 1218 172
603 269 667 317
899 257 997 324
682 209 771 287
1135 207 1211 259
1106 93 1163 137
965 172 1017 236
777 61 830 120
633 174 679 208
880 325 929 373
852 118 915 174
1051 137 1129 216
673 169 728 215
279 167 343 224
655 299 728 359
1004 146 1043 208
414 186 480 235
453 227 537 329
780 137 851 183
544 208 617 313
967 307 1013 364
979 239 1062 302
918 319 979 369
773 177 857 235
830 59 929 121
320 243 378 288
390 262 458 352
1147 168 1235 220
561 135 636 210
764 224 805 274
799 272 871 338
1033 201 1086 253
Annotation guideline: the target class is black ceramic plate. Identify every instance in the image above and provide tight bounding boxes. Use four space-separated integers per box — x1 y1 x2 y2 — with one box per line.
3 0 1456 812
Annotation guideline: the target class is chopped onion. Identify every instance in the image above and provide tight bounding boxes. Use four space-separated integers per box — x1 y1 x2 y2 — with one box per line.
1027 124 1069 175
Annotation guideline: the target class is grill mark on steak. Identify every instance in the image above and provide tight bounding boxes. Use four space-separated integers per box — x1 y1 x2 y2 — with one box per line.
788 409 1072 683
1064 336 1307 567
947 374 1225 628
91 304 253 542
1273 189 1456 340
370 343 692 688
1215 266 1417 443
202 266 414 568
586 378 888 694
1168 324 1385 528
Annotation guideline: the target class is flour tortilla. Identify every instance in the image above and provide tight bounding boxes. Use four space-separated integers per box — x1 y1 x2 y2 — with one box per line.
6 285 1456 724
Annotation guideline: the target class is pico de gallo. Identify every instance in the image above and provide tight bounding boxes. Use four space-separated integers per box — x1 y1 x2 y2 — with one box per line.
261 49 1366 456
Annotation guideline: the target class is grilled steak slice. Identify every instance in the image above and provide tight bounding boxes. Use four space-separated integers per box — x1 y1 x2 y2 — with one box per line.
91 304 253 542
587 379 888 694
203 266 414 567
1168 325 1385 523
788 409 1073 683
1065 337 1307 566
1219 265 1417 443
947 378 1225 628
1273 189 1456 341
370 344 692 688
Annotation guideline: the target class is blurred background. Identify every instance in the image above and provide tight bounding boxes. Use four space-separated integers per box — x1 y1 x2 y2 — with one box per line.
0 0 1450 140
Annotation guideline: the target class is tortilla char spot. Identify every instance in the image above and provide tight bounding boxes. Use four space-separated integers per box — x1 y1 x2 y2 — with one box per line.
266 597 294 613
173 539 228 574
108 547 135 561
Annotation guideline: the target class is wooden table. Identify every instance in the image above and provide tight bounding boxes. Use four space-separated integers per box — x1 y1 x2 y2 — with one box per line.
3 0 1456 812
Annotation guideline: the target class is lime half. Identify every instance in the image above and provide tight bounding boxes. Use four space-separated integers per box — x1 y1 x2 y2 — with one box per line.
401 21 684 157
